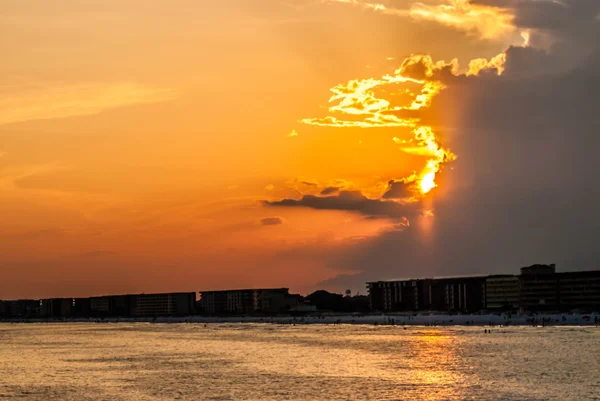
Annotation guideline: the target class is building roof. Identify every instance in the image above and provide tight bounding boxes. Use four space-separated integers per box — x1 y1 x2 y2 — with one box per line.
367 273 515 284
199 288 289 293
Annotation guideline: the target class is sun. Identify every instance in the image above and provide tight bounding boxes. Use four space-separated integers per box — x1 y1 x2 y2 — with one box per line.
420 171 437 194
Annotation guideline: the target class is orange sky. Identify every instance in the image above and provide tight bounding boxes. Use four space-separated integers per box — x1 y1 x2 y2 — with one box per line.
1 0 527 298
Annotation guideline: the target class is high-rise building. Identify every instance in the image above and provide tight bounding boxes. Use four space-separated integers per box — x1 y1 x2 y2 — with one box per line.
485 275 520 310
519 264 558 311
557 270 600 312
367 276 486 313
368 265 600 313
198 288 294 314
129 293 196 317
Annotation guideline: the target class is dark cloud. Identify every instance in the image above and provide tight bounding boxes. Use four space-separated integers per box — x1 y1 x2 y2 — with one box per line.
308 3 600 291
382 179 413 199
478 0 600 49
398 55 431 80
320 186 340 195
255 0 600 293
265 190 417 219
260 216 285 226
501 45 555 78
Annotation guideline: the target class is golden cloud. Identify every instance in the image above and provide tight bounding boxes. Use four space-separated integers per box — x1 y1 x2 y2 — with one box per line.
300 51 507 198
325 0 517 40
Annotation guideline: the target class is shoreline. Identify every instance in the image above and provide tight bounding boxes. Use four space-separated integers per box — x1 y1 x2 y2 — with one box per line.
1 312 599 326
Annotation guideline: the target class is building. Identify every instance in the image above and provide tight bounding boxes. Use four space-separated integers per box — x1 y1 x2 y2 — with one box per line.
485 275 520 310
73 298 91 317
198 288 294 314
88 295 134 317
49 298 75 318
368 265 600 313
367 276 485 313
4 299 48 318
90 296 111 316
440 276 487 313
261 290 302 313
109 295 131 317
0 301 8 318
367 279 429 311
519 264 559 311
199 289 255 314
129 293 196 317
557 270 600 312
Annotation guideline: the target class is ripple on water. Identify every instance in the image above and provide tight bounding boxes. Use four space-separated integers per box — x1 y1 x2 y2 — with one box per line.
0 323 598 400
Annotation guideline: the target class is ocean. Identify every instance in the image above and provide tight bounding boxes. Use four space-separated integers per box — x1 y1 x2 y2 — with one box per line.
0 323 598 400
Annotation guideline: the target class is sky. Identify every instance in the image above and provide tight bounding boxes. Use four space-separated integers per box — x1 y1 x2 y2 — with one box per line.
1 0 600 299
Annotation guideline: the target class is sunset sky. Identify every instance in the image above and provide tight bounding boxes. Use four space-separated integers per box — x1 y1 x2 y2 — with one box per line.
2 0 600 298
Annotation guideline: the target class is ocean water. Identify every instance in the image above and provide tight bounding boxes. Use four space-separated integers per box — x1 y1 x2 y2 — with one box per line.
0 323 598 400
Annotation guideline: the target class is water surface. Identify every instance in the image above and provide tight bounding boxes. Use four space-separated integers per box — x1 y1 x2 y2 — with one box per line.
0 323 598 400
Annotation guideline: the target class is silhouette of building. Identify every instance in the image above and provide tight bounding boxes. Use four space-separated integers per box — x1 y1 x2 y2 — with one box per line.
0 301 7 318
557 270 600 312
367 276 486 313
485 275 520 310
367 279 433 311
448 277 486 312
49 298 74 318
2 299 49 318
90 296 111 316
368 265 600 313
198 288 295 314
73 298 91 317
519 264 559 311
129 293 196 317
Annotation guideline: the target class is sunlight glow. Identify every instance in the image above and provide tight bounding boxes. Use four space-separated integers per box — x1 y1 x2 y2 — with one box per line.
300 51 506 198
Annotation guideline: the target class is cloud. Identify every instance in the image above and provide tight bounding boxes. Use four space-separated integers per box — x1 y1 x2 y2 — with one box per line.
409 0 516 40
0 81 177 125
260 216 285 226
476 0 600 50
265 190 418 220
268 15 529 224
320 186 340 195
288 129 299 137
323 0 408 16
314 2 600 290
324 0 519 40
298 51 512 201
381 179 414 199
